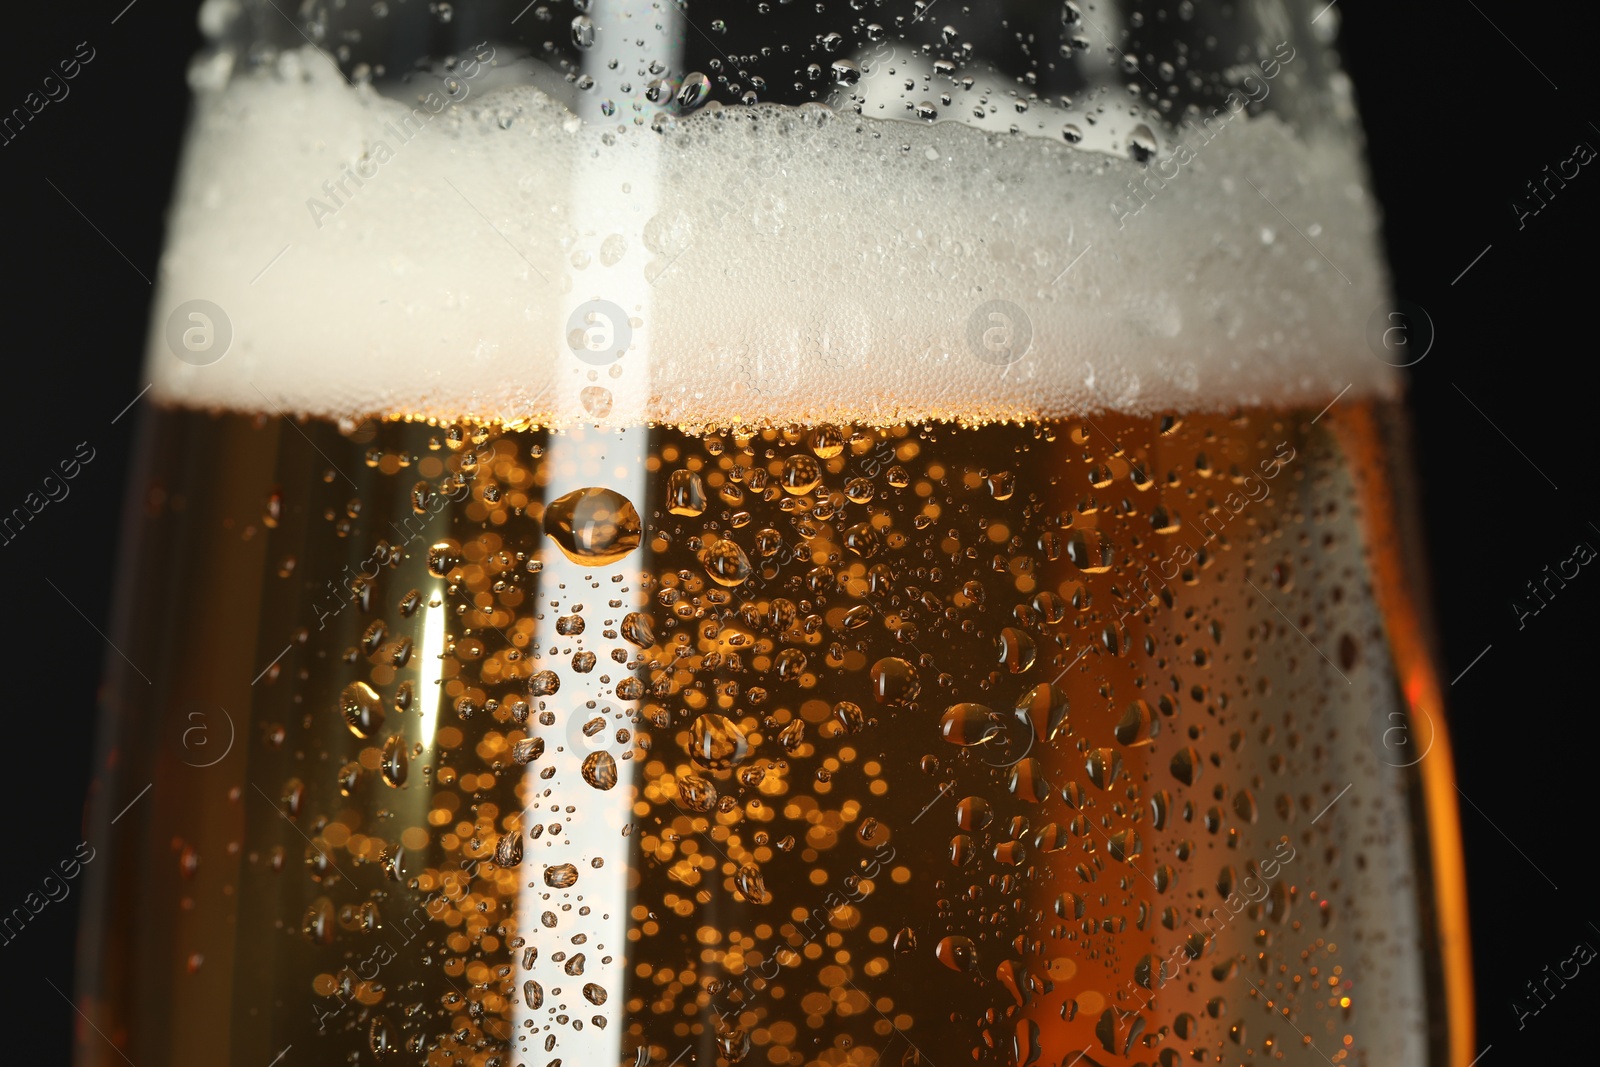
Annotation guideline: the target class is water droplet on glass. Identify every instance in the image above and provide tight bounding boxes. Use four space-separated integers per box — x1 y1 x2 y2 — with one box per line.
678 773 718 811
381 734 408 786
935 934 978 971
544 487 641 565
495 832 523 867
871 657 920 705
369 1014 399 1059
940 703 1000 747
734 863 772 904
667 469 707 516
1128 123 1159 163
699 538 752 587
544 862 580 888
677 72 711 111
339 682 384 739
690 713 750 769
582 750 618 790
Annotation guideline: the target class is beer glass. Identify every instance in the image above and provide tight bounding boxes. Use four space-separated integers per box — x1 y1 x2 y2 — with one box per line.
78 0 1471 1064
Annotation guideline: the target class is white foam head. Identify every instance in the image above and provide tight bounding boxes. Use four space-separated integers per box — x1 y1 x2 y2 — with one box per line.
146 47 1396 427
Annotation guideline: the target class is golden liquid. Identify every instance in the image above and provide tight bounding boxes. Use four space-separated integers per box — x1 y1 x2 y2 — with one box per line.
76 401 1467 1066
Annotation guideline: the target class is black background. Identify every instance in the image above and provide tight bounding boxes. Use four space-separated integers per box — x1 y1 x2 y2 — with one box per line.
0 0 1588 1062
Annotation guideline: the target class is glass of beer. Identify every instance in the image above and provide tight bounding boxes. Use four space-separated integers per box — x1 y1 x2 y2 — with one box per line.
78 0 1471 1064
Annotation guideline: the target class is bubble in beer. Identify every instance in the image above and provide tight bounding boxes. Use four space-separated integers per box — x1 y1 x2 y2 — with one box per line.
544 487 642 565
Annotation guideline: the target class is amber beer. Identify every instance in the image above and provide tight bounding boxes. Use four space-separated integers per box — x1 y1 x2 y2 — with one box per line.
78 394 1460 1066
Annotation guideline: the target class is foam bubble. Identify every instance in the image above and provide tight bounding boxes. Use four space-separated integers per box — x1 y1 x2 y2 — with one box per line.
146 50 1396 426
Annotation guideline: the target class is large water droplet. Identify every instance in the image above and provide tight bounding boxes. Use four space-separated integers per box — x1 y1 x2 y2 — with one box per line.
699 538 752 587
339 682 384 739
495 832 523 867
690 713 750 769
678 773 718 811
544 487 641 565
997 627 1037 673
935 935 977 971
940 703 1000 746
1128 123 1158 163
667 469 707 516
582 750 618 790
1114 700 1155 746
381 734 408 786
870 657 919 705
369 1014 399 1060
677 72 711 111
734 863 772 904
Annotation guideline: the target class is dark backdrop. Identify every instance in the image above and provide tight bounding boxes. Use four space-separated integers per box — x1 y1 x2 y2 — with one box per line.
0 0 1588 1062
